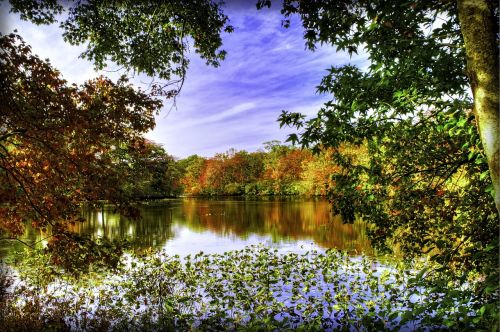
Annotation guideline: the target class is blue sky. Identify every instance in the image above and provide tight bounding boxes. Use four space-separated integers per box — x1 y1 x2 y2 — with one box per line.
1 2 367 158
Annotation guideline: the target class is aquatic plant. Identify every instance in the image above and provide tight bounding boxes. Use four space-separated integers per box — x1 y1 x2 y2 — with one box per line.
1 245 493 331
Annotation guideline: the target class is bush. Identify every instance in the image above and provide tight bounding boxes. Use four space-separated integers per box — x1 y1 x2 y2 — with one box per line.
244 183 258 195
223 183 244 195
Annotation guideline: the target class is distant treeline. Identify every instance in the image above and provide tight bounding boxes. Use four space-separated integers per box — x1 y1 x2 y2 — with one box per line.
130 140 366 198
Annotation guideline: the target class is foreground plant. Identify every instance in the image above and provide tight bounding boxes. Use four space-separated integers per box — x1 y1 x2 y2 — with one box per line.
1 245 493 331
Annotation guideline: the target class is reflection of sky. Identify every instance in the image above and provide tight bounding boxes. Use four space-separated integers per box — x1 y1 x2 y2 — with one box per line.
0 199 373 258
162 223 323 257
1 2 368 158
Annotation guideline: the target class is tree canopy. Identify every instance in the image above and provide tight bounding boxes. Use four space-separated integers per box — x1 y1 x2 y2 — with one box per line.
3 0 233 96
0 32 163 257
258 0 499 275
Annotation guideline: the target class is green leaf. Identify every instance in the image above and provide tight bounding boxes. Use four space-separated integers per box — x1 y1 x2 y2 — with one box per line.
468 151 475 160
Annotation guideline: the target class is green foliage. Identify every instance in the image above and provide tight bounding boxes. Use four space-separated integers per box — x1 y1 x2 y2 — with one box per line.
1 245 495 330
6 232 127 281
6 0 233 93
116 141 183 199
224 182 244 196
7 0 63 24
44 231 127 276
257 2 500 324
267 0 499 277
178 154 206 195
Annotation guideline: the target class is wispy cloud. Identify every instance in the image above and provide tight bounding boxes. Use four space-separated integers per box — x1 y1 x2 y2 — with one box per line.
2 3 369 158
171 102 256 130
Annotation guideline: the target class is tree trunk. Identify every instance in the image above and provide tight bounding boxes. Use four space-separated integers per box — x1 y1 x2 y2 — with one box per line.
457 0 500 214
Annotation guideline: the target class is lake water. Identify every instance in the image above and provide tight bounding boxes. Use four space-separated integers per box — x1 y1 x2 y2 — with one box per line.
4 198 450 330
0 198 373 257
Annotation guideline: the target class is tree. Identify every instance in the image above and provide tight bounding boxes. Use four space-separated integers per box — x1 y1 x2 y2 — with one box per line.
3 0 233 96
118 140 182 199
264 147 311 182
259 0 498 272
301 145 365 196
0 0 232 263
179 155 206 196
257 1 498 325
0 33 161 262
456 0 499 212
195 150 256 195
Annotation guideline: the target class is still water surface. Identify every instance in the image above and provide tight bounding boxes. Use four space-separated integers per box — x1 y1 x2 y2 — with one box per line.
1 198 372 257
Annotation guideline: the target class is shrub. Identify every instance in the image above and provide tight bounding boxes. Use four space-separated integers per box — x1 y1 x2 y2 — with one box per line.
224 183 244 196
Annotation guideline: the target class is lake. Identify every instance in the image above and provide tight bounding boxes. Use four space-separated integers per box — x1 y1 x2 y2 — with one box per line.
2 198 473 330
0 197 373 258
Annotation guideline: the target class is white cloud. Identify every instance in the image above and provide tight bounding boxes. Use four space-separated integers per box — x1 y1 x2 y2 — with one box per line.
3 4 370 158
167 102 256 131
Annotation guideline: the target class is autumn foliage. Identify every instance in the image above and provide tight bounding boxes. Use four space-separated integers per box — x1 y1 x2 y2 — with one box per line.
178 143 357 197
0 33 162 240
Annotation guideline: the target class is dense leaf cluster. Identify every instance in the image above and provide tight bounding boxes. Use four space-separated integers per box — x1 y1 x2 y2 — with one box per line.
267 0 498 276
257 1 499 323
5 0 234 95
0 33 161 256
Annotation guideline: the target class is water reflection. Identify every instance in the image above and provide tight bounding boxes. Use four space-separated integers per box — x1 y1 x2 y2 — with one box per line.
77 204 177 248
1 198 373 257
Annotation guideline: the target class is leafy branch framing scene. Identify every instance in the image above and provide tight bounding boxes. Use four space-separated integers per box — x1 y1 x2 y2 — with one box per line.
0 0 498 331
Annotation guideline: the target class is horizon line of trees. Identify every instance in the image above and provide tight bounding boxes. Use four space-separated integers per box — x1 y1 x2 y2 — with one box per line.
131 140 367 198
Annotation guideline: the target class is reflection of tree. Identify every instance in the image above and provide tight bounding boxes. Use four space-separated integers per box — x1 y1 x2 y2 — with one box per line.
0 225 46 257
1 199 373 256
180 199 373 254
70 204 176 248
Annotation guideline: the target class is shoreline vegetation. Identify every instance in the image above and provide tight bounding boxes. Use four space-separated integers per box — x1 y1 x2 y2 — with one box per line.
124 140 365 199
0 245 489 331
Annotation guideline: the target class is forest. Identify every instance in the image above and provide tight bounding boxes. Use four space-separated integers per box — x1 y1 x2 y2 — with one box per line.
0 0 498 331
125 140 365 198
